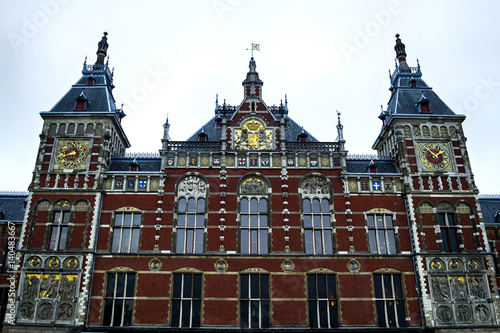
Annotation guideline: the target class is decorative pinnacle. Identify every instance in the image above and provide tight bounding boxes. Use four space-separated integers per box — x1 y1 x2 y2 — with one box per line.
336 110 344 141
95 32 109 65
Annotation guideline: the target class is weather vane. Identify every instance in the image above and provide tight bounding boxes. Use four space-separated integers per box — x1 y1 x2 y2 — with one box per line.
246 43 260 58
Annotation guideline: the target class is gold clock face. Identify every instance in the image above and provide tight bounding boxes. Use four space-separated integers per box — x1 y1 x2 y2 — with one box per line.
55 140 90 169
417 142 452 172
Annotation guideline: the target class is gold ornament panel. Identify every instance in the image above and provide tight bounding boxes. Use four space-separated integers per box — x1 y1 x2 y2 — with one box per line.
234 119 273 150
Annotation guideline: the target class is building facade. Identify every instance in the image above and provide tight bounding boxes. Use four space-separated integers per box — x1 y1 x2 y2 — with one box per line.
3 33 500 332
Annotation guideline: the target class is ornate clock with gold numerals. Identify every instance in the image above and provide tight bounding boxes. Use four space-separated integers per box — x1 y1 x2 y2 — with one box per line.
54 140 90 170
416 142 453 172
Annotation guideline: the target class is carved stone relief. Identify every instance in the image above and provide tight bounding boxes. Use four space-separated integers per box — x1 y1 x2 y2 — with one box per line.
178 175 207 197
240 177 267 195
301 176 329 195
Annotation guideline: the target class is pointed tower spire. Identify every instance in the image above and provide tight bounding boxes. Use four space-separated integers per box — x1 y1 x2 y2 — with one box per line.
394 33 408 67
163 116 171 141
336 110 344 141
242 57 263 99
95 32 109 65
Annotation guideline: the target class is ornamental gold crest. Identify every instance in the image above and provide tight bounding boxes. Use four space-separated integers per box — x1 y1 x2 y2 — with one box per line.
234 119 272 150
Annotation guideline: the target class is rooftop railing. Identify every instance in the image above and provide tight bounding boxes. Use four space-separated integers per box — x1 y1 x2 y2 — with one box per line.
390 66 422 83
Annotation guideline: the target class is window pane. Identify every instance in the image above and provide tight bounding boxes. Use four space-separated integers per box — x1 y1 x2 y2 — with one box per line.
329 299 338 327
186 230 194 253
261 300 269 328
124 214 132 226
323 230 333 254
126 274 135 297
260 230 268 254
369 230 377 253
195 229 204 253
260 275 269 299
374 275 382 298
250 198 258 213
187 214 195 227
319 300 328 328
115 214 123 226
176 229 185 253
241 198 249 212
121 229 131 252
240 275 249 299
385 215 393 227
386 300 396 327
259 199 267 213
62 211 70 223
378 230 387 254
327 275 336 298
322 215 329 227
112 299 123 326
321 199 329 213
447 213 455 225
305 230 313 254
196 214 204 227
197 198 205 212
187 198 196 212
304 215 312 228
106 273 116 297
115 273 125 297
250 275 259 298
387 230 396 254
376 300 386 327
112 230 121 252
260 215 268 227
49 227 58 250
181 300 191 327
193 274 202 298
250 300 259 328
376 215 384 227
396 300 406 327
441 230 450 252
313 215 321 227
178 214 186 227
54 211 62 223
317 275 327 298
250 215 258 227
178 198 186 212
307 275 316 298
438 213 446 225
312 199 320 213
367 215 374 227
450 229 459 252
303 199 311 213
251 230 258 254
133 214 141 226
240 301 249 328
241 215 249 227
131 229 140 252
383 275 393 298
315 230 323 254
393 275 402 298
183 274 192 298
192 300 201 327
309 300 318 328
103 299 113 326
173 274 182 298
241 230 249 254
171 300 180 327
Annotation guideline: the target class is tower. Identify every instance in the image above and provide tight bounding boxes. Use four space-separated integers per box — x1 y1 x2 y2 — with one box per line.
373 35 498 327
13 33 130 328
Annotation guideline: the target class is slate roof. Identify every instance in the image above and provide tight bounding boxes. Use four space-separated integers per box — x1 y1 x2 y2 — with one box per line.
107 157 162 172
479 195 500 225
0 192 28 223
346 159 400 174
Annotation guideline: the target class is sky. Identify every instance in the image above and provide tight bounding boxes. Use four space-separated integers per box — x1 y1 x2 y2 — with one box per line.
0 0 499 194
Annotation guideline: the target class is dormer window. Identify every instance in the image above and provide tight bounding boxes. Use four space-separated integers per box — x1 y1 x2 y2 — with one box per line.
87 77 94 85
129 164 139 171
410 79 416 88
75 98 87 111
298 133 308 142
419 101 430 113
369 166 377 173
215 118 222 127
198 133 208 142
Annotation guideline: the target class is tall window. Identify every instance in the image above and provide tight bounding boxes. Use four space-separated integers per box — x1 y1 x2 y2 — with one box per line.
176 198 205 254
49 210 70 250
240 274 269 328
171 273 202 328
103 272 136 327
240 198 268 254
239 176 269 254
367 213 397 254
175 175 207 254
112 212 141 253
307 274 338 328
438 212 459 252
303 198 333 255
374 274 405 328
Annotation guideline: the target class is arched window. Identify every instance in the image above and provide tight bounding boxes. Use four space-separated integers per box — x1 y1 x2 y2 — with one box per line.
48 199 72 250
175 175 207 254
436 202 460 253
239 176 269 254
301 176 333 255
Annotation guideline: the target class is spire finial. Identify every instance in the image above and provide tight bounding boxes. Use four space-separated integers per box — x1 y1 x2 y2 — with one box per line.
95 32 109 65
336 110 344 141
394 33 408 67
215 93 219 111
163 115 171 141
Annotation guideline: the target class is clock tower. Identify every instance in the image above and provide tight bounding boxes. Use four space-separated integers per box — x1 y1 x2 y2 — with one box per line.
373 35 499 326
15 33 130 327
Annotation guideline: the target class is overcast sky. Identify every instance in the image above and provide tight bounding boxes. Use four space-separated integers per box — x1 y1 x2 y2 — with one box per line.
1 0 499 194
